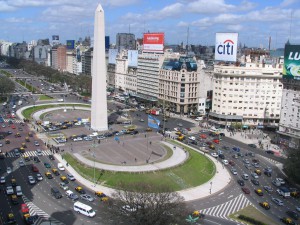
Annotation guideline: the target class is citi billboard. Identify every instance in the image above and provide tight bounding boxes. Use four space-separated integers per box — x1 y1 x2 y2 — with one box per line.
143 33 164 53
215 33 238 62
283 44 300 80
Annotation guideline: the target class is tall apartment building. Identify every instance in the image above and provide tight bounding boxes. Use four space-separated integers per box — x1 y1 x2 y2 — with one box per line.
136 53 165 103
51 47 58 69
82 49 93 76
116 33 135 51
57 45 67 71
159 56 200 114
66 50 75 73
278 79 300 149
210 61 283 127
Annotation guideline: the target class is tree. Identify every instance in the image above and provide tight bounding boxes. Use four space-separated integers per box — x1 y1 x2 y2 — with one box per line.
105 182 191 225
283 147 300 184
0 75 15 100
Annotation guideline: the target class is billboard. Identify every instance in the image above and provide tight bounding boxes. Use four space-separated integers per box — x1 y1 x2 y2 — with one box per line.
148 115 160 129
52 35 59 41
283 44 300 80
143 33 164 53
105 36 110 50
215 33 238 62
66 40 75 50
128 50 138 67
108 49 118 64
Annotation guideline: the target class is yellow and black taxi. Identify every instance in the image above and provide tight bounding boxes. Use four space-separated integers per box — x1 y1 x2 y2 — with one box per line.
11 194 18 205
175 131 182 136
290 188 300 198
11 178 17 187
25 137 30 142
15 133 21 138
209 144 216 150
21 143 27 148
255 189 264 196
75 186 86 194
192 210 205 219
254 169 262 176
45 172 53 179
145 127 152 132
259 202 270 210
7 213 16 224
95 191 109 201
28 132 33 137
19 147 25 153
52 168 60 176
5 139 10 144
280 217 297 225
177 135 185 141
24 156 30 162
60 176 69 184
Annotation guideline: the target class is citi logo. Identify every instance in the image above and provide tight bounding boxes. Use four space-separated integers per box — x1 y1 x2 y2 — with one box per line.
217 39 234 55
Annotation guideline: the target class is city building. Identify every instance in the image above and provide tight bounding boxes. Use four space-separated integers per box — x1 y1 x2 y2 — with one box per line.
57 45 67 71
159 56 201 114
116 33 135 51
209 58 283 128
278 78 300 149
66 50 75 74
33 45 50 65
82 48 93 76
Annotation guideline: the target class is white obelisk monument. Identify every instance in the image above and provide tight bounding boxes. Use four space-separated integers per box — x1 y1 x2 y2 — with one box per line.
91 4 108 131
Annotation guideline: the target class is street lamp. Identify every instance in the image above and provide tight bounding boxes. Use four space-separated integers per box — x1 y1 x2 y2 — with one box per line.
91 140 99 186
210 182 213 194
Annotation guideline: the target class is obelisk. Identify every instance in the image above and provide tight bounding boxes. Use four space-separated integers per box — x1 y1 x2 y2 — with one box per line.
91 4 108 131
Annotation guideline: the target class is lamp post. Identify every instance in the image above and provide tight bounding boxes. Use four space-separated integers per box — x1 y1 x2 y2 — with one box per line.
91 140 99 186
210 181 212 194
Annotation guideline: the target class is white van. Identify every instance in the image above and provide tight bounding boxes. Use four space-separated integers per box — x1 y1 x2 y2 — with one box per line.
16 186 23 196
73 201 96 217
57 163 65 171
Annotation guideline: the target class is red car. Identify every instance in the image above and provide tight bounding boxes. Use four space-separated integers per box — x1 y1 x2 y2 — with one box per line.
6 114 11 118
186 128 191 131
242 187 250 194
32 165 39 172
11 125 16 129
213 139 220 144
229 160 235 166
200 134 207 139
21 203 29 213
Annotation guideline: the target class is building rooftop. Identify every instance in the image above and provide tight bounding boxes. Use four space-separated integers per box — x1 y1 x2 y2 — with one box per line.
162 56 197 72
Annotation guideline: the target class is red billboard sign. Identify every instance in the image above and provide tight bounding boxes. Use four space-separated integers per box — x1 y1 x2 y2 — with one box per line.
143 33 164 52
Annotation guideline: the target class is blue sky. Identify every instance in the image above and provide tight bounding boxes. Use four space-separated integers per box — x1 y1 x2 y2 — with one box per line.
0 0 299 48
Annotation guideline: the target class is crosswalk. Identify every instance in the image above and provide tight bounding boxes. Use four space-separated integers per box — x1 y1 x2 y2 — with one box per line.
200 194 251 219
22 195 64 225
6 150 52 158
3 119 23 123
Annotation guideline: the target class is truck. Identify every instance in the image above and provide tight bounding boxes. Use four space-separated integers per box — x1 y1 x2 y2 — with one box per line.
277 187 290 198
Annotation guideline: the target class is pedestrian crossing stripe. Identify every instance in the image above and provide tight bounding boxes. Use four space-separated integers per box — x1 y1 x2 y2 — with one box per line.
22 195 65 225
6 150 52 158
200 194 251 219
3 119 23 123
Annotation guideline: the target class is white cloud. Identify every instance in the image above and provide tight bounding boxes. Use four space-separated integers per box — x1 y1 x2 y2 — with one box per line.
191 17 212 27
5 17 32 23
101 0 140 7
177 21 189 27
226 24 243 31
0 1 16 12
186 0 235 14
213 14 242 24
280 0 298 7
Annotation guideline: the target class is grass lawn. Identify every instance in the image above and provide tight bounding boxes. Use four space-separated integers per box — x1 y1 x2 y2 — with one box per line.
63 142 215 191
15 79 37 92
22 104 90 119
0 70 13 77
229 205 280 225
38 95 53 100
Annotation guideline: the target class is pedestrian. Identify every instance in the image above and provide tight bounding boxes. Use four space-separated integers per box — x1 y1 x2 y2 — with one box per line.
98 140 100 144
149 141 152 145
135 158 137 162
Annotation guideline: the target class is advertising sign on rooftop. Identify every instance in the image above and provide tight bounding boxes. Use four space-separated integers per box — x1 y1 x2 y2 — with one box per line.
283 44 300 80
215 33 238 62
52 35 59 41
108 49 118 64
143 33 164 53
66 40 75 50
128 50 138 67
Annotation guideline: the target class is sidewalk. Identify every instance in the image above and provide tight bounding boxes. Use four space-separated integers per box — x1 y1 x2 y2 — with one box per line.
55 140 231 201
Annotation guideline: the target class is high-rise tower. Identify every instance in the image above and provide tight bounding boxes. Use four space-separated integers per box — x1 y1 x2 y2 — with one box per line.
91 4 108 131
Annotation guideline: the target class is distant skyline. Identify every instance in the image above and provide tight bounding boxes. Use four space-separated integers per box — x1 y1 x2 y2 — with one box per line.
0 0 299 48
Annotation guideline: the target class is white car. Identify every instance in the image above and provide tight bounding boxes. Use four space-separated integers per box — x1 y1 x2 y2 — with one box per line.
36 149 42 156
165 130 172 134
275 178 285 185
251 173 259 179
89 132 98 137
28 176 36 185
59 182 69 190
188 136 196 141
195 117 203 121
36 173 43 181
34 141 40 146
6 186 14 195
0 176 5 184
67 174 76 181
222 159 229 165
73 137 83 142
7 167 12 174
231 168 237 175
19 161 25 167
210 152 218 158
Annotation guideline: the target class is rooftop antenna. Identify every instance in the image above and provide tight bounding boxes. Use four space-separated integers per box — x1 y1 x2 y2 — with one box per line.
129 24 131 34
289 11 293 41
186 26 189 54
